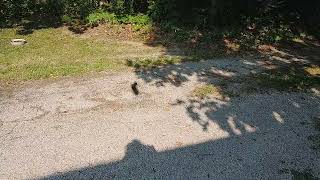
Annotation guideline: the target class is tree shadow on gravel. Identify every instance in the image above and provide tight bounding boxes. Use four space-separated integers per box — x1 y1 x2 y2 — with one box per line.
33 41 320 179
38 114 320 180
128 34 320 132
34 40 320 179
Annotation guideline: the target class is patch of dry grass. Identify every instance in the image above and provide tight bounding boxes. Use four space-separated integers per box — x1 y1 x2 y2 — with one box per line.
305 66 320 76
192 84 225 99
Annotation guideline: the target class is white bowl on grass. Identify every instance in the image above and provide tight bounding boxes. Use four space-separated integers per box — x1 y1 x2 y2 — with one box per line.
11 39 27 46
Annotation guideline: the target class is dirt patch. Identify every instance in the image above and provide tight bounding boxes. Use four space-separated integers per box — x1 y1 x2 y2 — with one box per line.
72 24 147 41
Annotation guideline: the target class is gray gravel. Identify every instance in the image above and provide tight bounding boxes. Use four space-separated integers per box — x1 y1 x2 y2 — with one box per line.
0 59 320 180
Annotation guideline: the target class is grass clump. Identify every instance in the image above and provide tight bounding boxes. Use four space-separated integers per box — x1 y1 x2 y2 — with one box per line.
305 66 320 76
192 84 224 99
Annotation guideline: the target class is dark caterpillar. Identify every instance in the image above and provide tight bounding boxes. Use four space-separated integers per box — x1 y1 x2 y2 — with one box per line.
131 82 139 95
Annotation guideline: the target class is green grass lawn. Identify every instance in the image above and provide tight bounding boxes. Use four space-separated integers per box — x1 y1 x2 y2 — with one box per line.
0 27 166 81
0 28 126 81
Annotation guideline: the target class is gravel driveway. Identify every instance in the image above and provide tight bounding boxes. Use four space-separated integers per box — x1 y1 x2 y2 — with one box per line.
1 58 319 180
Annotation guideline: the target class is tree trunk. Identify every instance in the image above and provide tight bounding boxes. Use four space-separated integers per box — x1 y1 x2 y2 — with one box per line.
209 0 217 24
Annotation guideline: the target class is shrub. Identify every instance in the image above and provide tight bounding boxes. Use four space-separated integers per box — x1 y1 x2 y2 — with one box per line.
149 0 178 23
119 14 151 31
63 0 99 20
86 10 118 25
86 10 151 31
0 0 64 27
105 0 150 15
118 14 150 25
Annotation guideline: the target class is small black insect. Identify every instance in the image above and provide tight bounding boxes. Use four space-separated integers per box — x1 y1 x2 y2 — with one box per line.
131 81 139 95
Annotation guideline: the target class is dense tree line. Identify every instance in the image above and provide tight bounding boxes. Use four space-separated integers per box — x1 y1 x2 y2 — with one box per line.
1 0 319 34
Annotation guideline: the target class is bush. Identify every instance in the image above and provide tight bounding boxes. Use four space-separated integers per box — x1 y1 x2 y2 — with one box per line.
0 0 99 27
63 0 99 20
86 10 151 31
86 10 118 25
149 0 178 23
118 14 150 25
118 14 151 31
0 0 64 27
105 0 149 15
1 0 318 40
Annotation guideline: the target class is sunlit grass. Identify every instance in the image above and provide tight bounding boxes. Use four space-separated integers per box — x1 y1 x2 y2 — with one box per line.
0 28 130 81
192 84 224 99
0 27 167 81
305 66 320 76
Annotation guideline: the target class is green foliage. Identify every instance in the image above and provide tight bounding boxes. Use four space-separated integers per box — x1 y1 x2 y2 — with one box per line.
118 14 151 31
1 0 319 43
0 0 65 26
63 0 99 20
148 0 319 46
118 14 150 25
149 0 178 22
0 0 99 27
103 0 149 15
86 10 151 31
87 11 118 25
62 15 73 24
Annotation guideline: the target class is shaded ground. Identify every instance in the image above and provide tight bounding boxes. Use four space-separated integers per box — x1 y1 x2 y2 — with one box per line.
0 55 320 179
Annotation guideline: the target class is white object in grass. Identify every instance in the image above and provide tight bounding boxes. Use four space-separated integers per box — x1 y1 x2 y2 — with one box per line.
10 39 27 46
